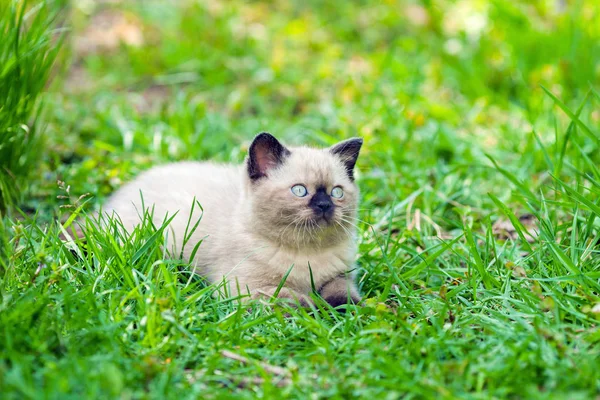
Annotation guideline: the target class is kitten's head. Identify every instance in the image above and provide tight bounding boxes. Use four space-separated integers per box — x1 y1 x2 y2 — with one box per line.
245 132 362 248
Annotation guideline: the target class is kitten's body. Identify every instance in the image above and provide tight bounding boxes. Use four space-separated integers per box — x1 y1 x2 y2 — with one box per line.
101 134 362 305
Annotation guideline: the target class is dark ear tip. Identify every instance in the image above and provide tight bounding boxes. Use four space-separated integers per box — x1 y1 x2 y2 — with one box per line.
249 133 277 153
330 137 364 153
253 132 276 141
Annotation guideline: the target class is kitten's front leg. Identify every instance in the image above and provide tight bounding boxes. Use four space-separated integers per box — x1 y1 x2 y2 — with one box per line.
251 286 313 307
319 274 361 308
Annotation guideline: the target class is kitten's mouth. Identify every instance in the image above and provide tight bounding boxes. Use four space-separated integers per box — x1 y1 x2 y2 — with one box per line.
313 214 334 226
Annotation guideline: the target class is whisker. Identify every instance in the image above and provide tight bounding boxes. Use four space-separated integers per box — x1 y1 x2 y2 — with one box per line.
335 220 353 239
339 216 362 231
279 215 303 242
343 216 372 226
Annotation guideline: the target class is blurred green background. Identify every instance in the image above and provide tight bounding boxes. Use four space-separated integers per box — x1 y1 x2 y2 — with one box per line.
40 0 598 212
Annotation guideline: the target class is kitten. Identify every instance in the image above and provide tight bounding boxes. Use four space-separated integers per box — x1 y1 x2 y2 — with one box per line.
101 133 363 307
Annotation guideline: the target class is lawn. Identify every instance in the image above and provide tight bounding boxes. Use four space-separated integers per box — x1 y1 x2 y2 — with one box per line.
1 0 599 398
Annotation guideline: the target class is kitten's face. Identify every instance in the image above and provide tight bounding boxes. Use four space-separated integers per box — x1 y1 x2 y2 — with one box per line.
246 133 362 248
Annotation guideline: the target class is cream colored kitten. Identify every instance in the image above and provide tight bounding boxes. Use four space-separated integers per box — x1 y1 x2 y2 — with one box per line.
101 133 363 307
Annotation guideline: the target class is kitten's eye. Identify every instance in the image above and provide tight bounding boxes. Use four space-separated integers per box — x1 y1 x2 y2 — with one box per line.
331 186 344 199
291 184 308 197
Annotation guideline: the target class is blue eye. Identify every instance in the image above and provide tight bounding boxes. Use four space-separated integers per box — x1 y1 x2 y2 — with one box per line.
291 184 308 197
331 186 344 199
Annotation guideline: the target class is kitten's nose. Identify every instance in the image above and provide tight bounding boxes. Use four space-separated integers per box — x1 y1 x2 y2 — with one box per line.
314 200 332 213
309 188 334 217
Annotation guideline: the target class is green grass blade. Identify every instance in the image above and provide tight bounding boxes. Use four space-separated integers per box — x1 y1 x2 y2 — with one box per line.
488 194 534 253
542 86 598 142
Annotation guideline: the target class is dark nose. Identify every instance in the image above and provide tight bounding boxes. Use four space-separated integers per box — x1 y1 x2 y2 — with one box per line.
309 188 334 216
314 199 332 213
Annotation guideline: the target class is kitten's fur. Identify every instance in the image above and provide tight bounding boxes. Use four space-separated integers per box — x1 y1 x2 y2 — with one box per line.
101 133 363 306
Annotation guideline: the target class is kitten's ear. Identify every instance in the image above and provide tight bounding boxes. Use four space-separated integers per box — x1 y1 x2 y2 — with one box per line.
330 138 363 181
247 132 290 180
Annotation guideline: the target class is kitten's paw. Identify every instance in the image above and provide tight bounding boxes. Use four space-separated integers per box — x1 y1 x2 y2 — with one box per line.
322 293 361 309
318 274 361 311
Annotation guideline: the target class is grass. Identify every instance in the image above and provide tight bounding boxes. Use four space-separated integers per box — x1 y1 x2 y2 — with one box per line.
1 0 600 398
0 0 64 213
